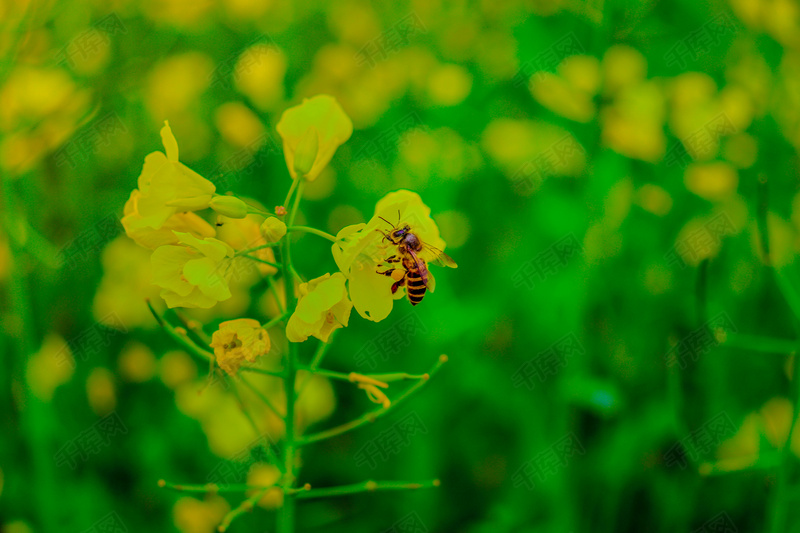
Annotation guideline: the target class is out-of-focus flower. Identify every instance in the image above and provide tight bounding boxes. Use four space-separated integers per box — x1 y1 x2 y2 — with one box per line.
145 53 214 124
276 95 353 181
529 55 600 123
216 210 278 278
234 45 288 112
214 102 267 150
684 162 739 202
247 463 283 509
0 66 91 174
481 118 586 186
26 333 74 401
172 495 229 533
426 64 472 107
118 342 157 383
210 318 271 375
332 190 448 321
601 80 666 163
93 236 161 329
158 350 198 389
703 397 800 474
122 189 216 250
260 217 287 242
286 273 352 342
128 122 216 233
86 367 116 416
151 232 235 308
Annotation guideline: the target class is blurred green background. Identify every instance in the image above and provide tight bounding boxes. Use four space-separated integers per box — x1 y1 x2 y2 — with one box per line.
4 0 800 531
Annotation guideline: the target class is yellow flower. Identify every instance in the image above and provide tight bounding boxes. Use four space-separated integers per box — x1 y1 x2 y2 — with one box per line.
151 232 235 308
132 121 216 230
276 95 353 181
210 318 270 375
286 273 352 343
122 189 216 249
332 190 449 322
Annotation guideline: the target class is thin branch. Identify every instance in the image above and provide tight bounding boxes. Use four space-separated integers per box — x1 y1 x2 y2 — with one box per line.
242 253 282 269
239 373 286 418
297 355 448 447
293 479 440 500
287 225 338 243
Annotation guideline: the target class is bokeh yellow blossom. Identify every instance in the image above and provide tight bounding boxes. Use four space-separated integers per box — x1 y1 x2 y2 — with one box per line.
210 318 271 375
151 232 235 308
247 463 284 509
93 236 161 329
286 273 353 343
276 95 353 181
172 495 229 533
26 333 74 402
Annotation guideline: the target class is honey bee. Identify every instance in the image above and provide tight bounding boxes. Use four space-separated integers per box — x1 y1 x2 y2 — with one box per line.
376 217 457 306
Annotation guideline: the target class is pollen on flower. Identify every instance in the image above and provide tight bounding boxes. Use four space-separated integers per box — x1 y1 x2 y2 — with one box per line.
210 319 271 376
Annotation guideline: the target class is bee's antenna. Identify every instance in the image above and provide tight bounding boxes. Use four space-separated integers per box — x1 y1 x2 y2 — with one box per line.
378 216 394 228
396 209 401 224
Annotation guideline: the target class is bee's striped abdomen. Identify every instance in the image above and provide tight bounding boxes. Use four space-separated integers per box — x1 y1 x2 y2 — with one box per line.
405 268 427 306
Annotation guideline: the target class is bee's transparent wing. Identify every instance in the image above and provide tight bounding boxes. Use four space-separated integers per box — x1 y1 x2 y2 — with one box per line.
421 242 458 268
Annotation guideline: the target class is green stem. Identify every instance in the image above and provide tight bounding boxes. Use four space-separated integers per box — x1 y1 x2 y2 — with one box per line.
239 373 286 418
278 179 305 533
226 375 283 472
293 479 440 500
287 225 338 242
242 253 282 269
262 311 291 330
239 367 285 378
146 300 214 362
297 355 448 447
308 335 335 370
299 367 429 383
158 480 276 493
235 242 280 257
282 177 300 210
247 206 275 217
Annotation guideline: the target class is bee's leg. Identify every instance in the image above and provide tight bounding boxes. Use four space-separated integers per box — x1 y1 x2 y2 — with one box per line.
376 266 406 293
391 272 407 294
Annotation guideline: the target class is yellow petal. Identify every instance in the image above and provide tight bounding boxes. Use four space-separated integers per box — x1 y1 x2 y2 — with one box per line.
161 120 179 161
276 94 353 181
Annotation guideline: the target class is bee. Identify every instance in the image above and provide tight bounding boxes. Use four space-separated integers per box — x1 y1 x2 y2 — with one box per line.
376 217 457 306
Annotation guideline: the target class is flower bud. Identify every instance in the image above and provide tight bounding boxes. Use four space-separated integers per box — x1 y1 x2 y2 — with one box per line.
292 127 319 178
209 195 248 219
260 217 287 242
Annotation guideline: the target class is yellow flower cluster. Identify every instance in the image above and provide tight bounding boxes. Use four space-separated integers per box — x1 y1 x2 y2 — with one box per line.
124 93 455 364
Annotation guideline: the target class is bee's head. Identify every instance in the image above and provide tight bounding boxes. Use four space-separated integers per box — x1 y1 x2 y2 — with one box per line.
392 224 411 240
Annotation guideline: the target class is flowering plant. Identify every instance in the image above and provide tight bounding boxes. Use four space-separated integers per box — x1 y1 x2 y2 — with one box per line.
123 95 454 532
